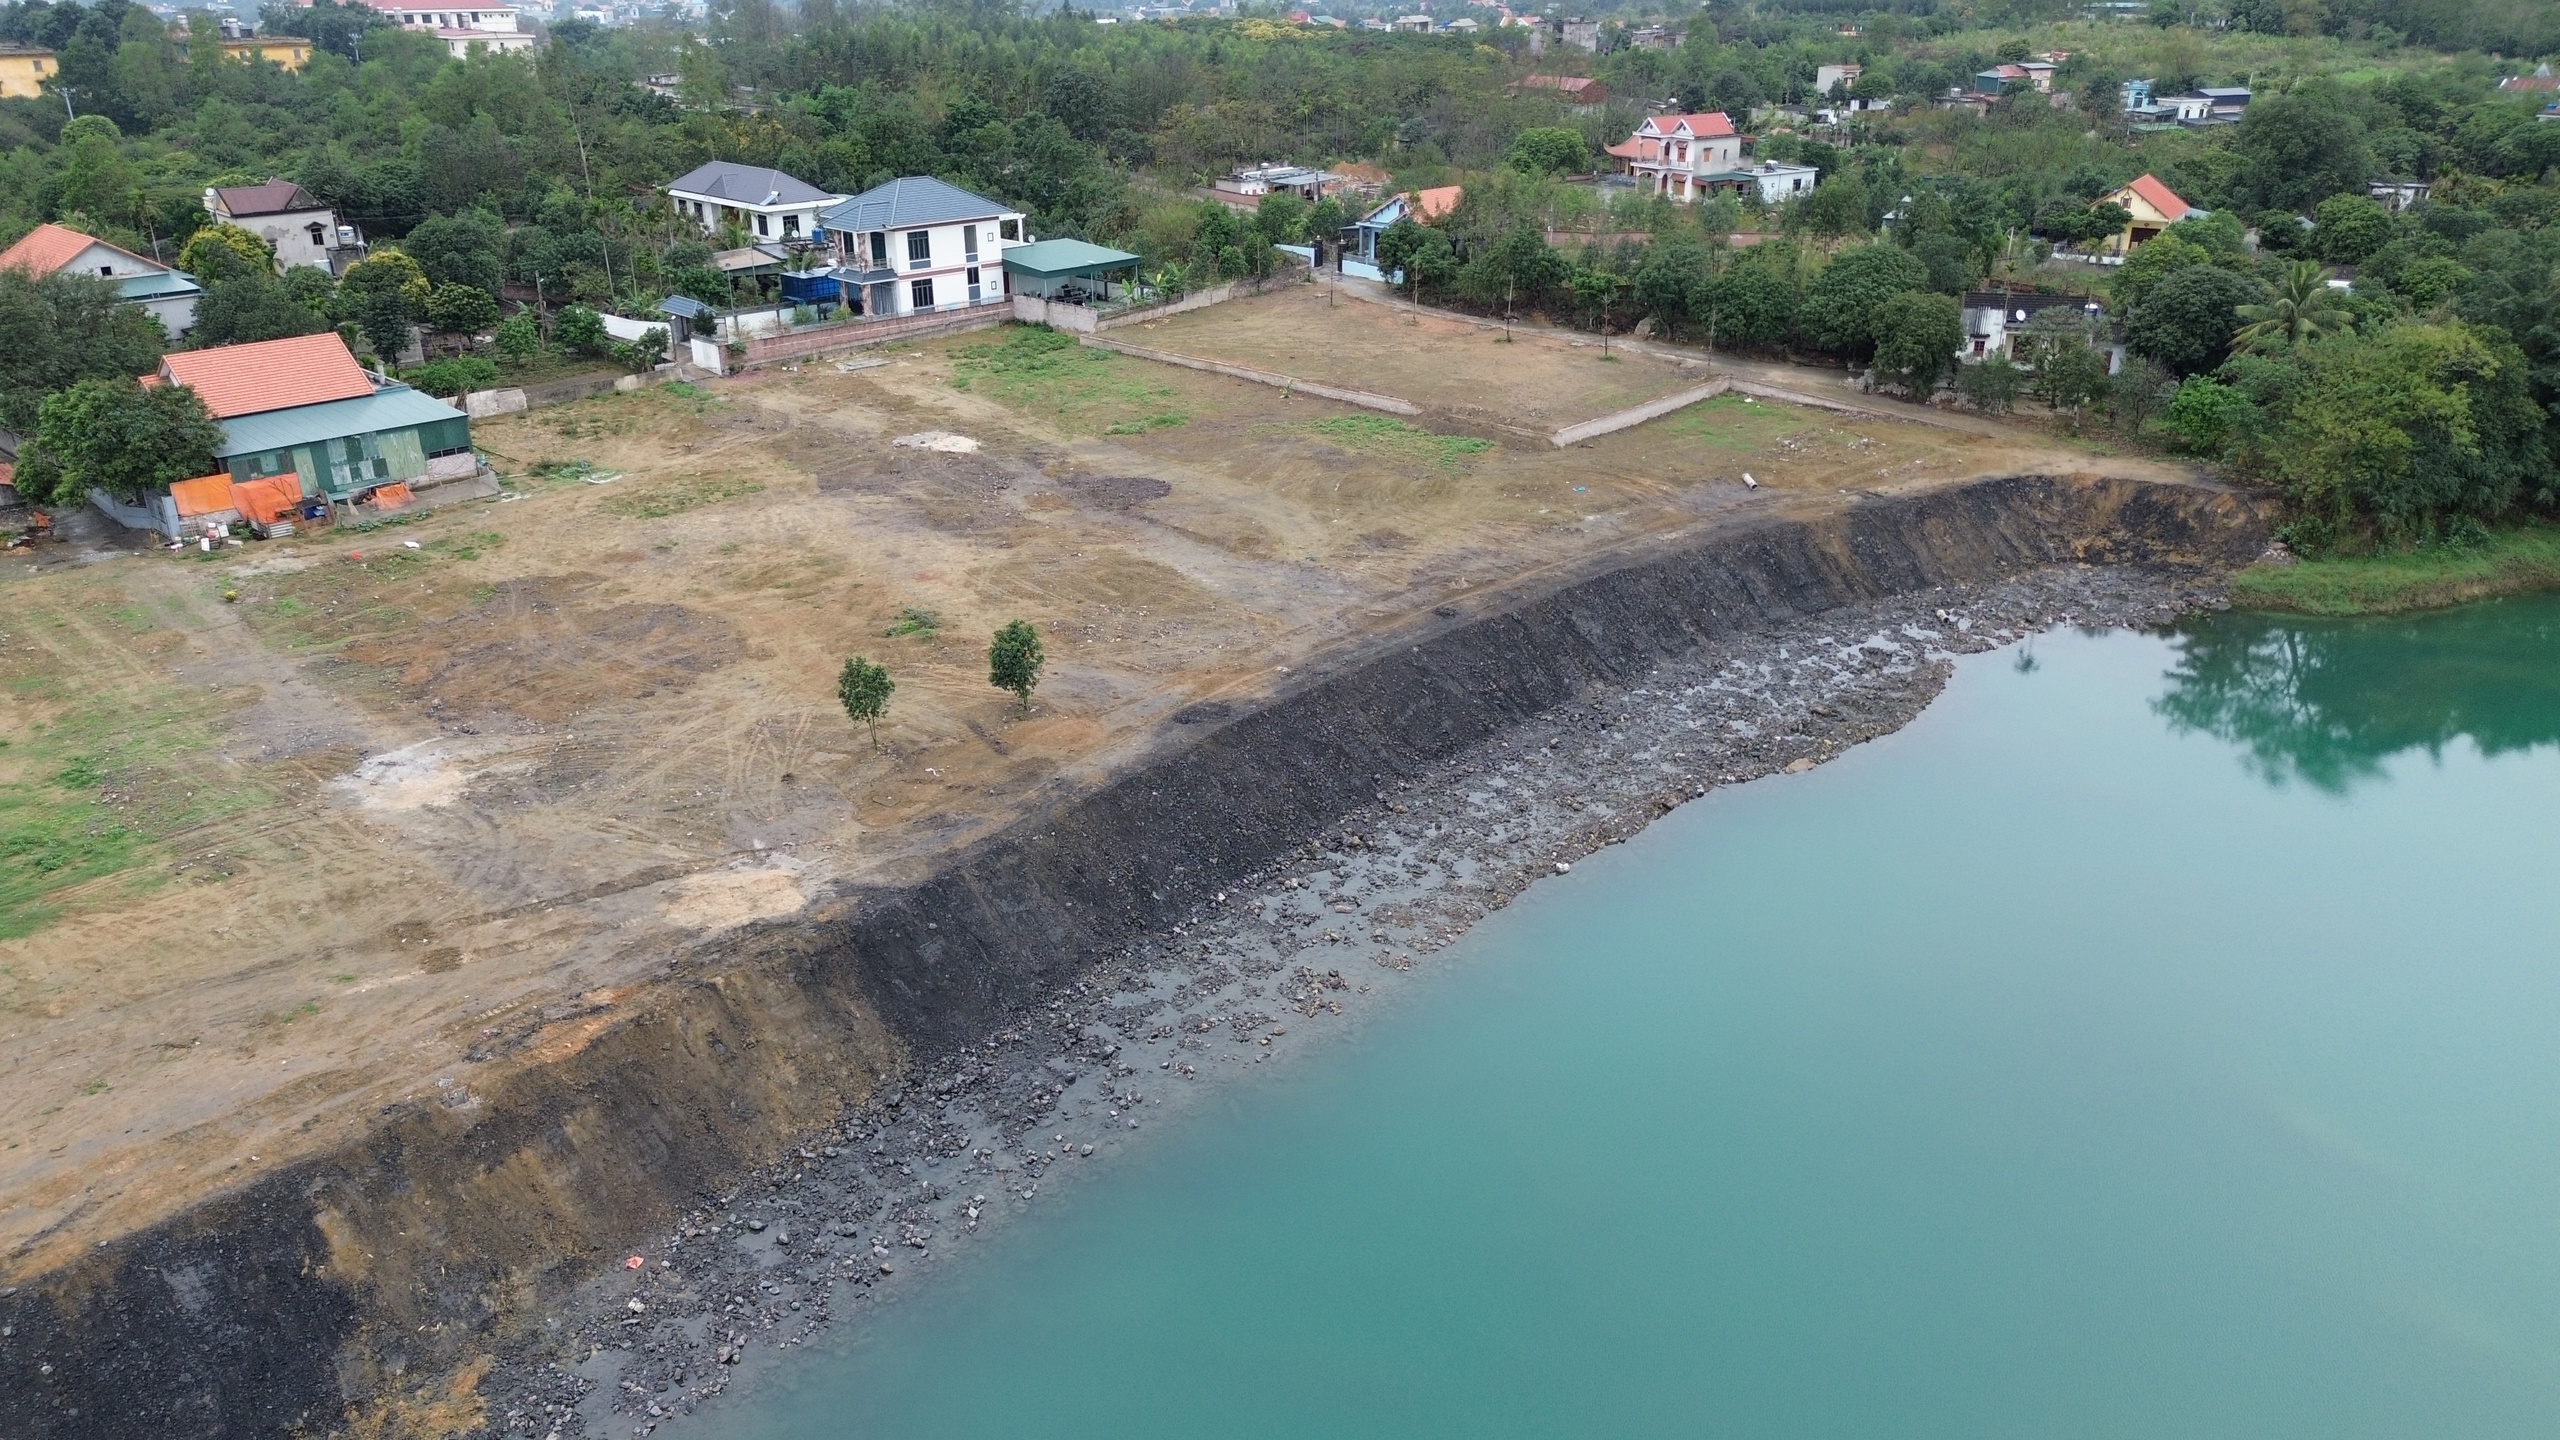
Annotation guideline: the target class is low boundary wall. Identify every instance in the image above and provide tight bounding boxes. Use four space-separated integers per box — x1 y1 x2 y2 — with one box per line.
1078 335 1421 415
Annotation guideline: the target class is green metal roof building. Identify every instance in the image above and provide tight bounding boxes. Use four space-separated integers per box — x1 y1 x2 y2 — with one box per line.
215 385 474 500
999 238 1144 299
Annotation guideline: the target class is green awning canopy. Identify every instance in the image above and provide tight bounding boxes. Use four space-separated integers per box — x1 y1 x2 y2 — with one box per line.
1000 238 1143 280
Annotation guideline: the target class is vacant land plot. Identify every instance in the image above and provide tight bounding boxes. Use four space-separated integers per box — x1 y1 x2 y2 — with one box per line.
1126 281 1711 432
0 300 2179 1275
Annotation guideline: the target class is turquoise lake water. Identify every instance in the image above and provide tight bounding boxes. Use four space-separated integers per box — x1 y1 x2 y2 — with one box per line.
718 596 2560 1439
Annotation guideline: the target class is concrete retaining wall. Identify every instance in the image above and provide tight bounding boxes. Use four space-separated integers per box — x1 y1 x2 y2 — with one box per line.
1550 379 1732 446
737 304 1008 368
1011 294 1100 332
1079 335 1422 416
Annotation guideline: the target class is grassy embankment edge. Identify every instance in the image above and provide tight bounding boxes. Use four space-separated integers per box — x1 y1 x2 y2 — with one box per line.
2229 523 2560 616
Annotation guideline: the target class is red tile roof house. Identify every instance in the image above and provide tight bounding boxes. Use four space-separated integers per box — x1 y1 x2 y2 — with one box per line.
2093 174 2192 258
1605 112 1743 203
0 221 203 338
1516 74 1609 108
93 332 475 538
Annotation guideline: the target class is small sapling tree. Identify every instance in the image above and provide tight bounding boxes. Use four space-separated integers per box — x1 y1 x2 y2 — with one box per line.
987 620 1045 714
836 656 894 751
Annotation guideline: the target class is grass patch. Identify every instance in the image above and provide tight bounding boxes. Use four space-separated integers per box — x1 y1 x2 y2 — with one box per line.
884 605 941 639
2232 525 2560 616
950 326 1187 434
1655 392 1820 451
599 474 764 519
1292 415 1494 470
0 592 266 937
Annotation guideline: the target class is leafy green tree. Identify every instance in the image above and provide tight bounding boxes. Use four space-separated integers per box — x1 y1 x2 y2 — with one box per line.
1954 360 2022 414
1253 192 1309 244
1374 216 1456 306
426 282 501 341
1305 197 1350 246
1869 290 1963 396
411 355 499 397
0 270 167 435
2311 194 2394 266
2232 261 2353 355
836 656 894 751
1695 244 1801 352
1632 239 1709 337
2109 232 2209 314
2233 88 2372 214
554 306 608 356
1462 224 1569 317
1910 233 1977 295
1800 244 1927 357
493 310 541 361
2126 265 2269 375
987 619 1045 714
1568 265 1629 350
404 211 507 296
1787 172 1871 240
2165 375 2254 456
2108 355 2178 435
2274 321 2548 546
1504 127 1589 176
194 274 332 346
2020 315 2110 416
27 378 222 505
176 223 274 284
352 290 417 362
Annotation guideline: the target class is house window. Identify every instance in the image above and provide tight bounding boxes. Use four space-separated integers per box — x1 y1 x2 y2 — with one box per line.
966 266 980 302
782 214 799 237
910 277 935 310
755 213 769 236
869 231 887 266
907 231 931 269
1000 218 1019 241
963 224 978 262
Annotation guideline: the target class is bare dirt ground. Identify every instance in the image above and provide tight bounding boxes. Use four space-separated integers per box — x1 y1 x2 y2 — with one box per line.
1127 281 1708 430
0 288 2191 1280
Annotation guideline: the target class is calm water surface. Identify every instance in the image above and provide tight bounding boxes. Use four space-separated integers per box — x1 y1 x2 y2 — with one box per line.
718 597 2560 1439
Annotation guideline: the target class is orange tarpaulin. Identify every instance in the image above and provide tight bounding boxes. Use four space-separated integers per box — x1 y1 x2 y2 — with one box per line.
366 482 414 510
231 475 304 527
169 473 237 519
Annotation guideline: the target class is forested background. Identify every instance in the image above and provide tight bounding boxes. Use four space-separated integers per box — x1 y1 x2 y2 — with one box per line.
0 0 2555 542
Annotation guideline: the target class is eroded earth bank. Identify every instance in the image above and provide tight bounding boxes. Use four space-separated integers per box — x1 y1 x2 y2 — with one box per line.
0 473 2266 1439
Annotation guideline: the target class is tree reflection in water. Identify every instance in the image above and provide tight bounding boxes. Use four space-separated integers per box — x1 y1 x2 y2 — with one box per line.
2154 595 2560 792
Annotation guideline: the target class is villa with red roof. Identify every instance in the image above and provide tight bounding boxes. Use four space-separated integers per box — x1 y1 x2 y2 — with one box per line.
1606 113 1743 202
2095 174 2192 257
0 222 202 336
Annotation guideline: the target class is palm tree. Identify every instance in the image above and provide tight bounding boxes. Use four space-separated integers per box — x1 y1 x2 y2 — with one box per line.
2232 260 2352 356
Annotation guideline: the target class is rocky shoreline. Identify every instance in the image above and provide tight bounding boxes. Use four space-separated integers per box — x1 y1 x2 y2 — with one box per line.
465 560 2226 1440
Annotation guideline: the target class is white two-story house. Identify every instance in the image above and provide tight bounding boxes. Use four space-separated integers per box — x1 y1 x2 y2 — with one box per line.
360 0 535 54
819 177 1025 319
205 181 365 274
665 162 847 244
1605 112 1742 202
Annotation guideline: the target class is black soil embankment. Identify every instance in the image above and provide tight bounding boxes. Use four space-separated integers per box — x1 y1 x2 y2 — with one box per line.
0 474 2267 1439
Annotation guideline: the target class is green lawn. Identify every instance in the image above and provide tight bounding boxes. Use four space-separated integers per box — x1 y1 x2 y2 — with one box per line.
949 325 1190 435
2231 525 2560 616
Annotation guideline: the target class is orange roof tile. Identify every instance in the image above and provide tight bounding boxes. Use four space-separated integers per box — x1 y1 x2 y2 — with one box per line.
2119 173 2191 223
0 222 149 278
1408 185 1464 221
1639 112 1736 139
158 333 374 420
